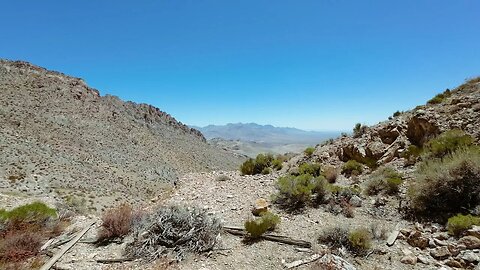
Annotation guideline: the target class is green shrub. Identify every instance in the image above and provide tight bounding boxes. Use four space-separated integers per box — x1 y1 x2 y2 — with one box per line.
402 145 423 164
341 160 363 176
298 163 322 177
365 167 403 195
393 111 402 117
447 214 480 236
272 159 283 171
0 202 57 224
273 174 315 210
312 177 329 205
240 153 275 175
240 158 256 175
408 147 480 219
244 211 280 238
348 228 372 254
304 147 315 157
423 129 474 159
427 89 451 105
261 167 271 175
353 123 367 138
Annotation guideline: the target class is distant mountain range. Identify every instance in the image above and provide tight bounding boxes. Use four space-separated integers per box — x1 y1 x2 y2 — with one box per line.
193 123 341 157
194 123 340 144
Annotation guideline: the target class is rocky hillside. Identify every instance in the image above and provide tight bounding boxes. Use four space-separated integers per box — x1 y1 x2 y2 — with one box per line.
287 78 480 171
0 60 242 210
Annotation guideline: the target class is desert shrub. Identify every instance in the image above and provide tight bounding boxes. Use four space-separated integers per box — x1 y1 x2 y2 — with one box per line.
348 228 372 254
341 160 363 176
427 89 451 105
322 166 338 183
244 211 280 238
0 202 63 264
447 214 480 236
365 167 403 196
215 174 230 181
97 204 133 243
408 147 480 219
273 174 315 210
402 144 423 164
353 123 367 138
0 202 56 224
240 158 256 175
126 205 221 261
271 159 283 171
423 129 474 159
393 111 402 117
304 147 315 157
261 167 271 175
312 177 329 205
298 163 322 177
318 226 371 254
0 231 42 263
240 153 275 175
318 226 349 249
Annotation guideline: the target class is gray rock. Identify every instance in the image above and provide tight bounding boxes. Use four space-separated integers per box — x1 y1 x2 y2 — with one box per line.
349 195 362 207
430 246 451 260
460 251 480 263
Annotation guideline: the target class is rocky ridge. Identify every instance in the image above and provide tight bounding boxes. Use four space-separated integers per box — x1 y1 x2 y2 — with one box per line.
0 59 243 211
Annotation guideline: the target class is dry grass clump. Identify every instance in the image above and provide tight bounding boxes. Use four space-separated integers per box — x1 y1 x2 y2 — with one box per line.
408 147 480 220
318 226 372 255
97 204 133 244
322 166 338 183
427 89 451 105
126 205 221 261
215 174 231 181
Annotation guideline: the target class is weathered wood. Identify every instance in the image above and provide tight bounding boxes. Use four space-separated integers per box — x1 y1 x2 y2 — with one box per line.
283 254 322 269
223 227 311 248
40 222 95 270
96 258 135 264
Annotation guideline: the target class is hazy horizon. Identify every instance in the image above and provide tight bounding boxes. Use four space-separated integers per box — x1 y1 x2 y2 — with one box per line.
2 1 479 130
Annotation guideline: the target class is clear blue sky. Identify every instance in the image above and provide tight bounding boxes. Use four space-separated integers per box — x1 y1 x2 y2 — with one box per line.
1 1 479 131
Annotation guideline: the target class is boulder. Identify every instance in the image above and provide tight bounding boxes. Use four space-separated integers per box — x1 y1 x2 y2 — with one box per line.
430 246 451 260
458 236 480 249
407 231 429 250
251 198 270 216
406 116 440 146
401 255 417 265
466 225 480 239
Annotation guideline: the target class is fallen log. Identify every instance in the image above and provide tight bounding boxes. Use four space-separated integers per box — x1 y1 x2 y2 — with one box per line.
40 221 95 270
223 226 311 248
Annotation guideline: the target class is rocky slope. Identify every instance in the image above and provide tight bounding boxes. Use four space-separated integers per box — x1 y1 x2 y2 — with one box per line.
286 78 480 171
0 60 242 210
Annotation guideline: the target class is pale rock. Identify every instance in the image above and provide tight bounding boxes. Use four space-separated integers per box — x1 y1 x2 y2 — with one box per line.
349 195 362 207
460 251 480 263
466 225 480 239
459 236 480 249
401 255 417 265
251 198 269 216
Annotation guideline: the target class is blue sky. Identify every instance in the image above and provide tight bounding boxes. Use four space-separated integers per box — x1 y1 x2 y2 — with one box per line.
1 1 479 131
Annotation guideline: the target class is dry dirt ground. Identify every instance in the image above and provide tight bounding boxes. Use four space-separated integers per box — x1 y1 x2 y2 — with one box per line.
3 170 475 270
